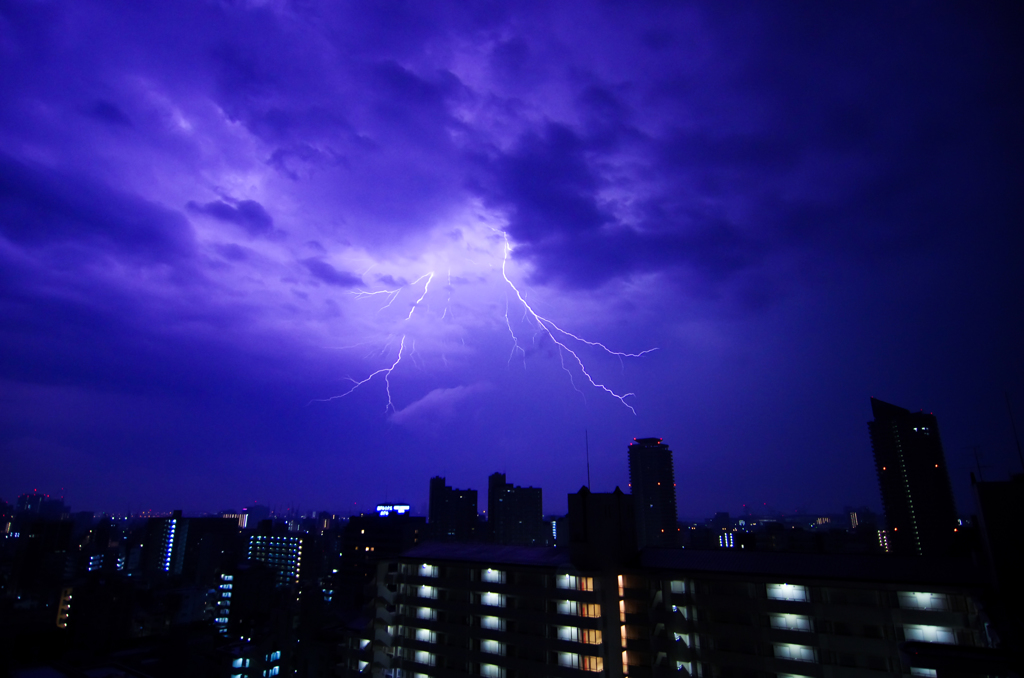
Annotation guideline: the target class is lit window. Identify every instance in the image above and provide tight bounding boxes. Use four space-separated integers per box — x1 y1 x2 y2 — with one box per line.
904 625 955 644
910 669 938 677
482 568 506 584
767 583 809 602
417 607 436 621
770 614 812 631
898 592 950 611
557 627 602 644
556 574 593 591
557 653 603 672
481 616 505 631
481 592 505 607
418 585 437 599
773 643 817 662
670 580 685 594
415 628 436 643
480 664 505 678
556 600 600 617
420 564 438 578
413 650 435 666
481 639 505 655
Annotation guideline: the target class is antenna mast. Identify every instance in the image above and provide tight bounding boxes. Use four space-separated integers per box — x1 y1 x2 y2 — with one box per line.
585 430 592 489
1006 392 1024 473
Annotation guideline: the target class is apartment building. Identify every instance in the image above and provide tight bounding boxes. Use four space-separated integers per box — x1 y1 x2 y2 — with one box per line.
347 487 1001 678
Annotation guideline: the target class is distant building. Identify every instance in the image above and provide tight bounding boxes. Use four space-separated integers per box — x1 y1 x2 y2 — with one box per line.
868 398 958 556
488 472 546 546
628 437 680 548
142 511 238 584
338 505 426 610
428 476 479 542
243 504 271 527
248 528 304 587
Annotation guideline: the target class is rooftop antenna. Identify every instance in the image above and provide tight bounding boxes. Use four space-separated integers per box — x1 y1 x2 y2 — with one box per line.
1006 392 1024 473
585 429 592 489
967 445 987 482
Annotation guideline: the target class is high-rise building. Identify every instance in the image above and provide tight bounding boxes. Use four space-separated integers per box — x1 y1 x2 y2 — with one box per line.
248 527 304 587
428 476 479 542
868 397 958 556
488 473 546 546
142 511 239 584
627 437 679 549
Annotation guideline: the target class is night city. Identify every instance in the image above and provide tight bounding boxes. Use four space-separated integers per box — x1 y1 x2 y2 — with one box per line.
1 1 1022 677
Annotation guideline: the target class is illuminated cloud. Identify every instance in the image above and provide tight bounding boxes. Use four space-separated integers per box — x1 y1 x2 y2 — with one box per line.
390 383 494 431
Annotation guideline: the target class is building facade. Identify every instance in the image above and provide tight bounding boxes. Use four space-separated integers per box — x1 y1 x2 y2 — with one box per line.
429 476 479 543
868 398 958 556
351 486 1000 678
488 473 547 546
627 438 680 549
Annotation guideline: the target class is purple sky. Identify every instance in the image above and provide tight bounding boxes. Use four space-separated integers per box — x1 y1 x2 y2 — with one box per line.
2 1 1022 519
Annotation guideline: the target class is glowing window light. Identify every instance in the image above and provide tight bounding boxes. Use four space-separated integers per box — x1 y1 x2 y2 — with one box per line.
766 583 809 602
481 616 505 630
770 614 813 631
481 639 505 655
897 592 950 611
904 624 956 644
482 568 505 584
773 644 817 662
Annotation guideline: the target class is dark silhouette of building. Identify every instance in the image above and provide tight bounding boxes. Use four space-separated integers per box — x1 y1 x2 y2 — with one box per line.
971 472 1024 647
142 511 239 585
488 472 546 546
868 397 958 556
428 476 478 542
338 505 426 610
627 437 680 548
567 486 637 570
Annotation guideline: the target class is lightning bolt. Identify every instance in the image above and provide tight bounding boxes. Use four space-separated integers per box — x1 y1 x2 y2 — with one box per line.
504 295 527 366
441 268 453 320
319 229 656 416
310 335 407 413
352 287 401 312
497 231 654 414
406 272 435 320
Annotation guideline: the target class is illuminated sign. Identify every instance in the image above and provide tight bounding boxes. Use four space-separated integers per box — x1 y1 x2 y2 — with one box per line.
376 504 411 516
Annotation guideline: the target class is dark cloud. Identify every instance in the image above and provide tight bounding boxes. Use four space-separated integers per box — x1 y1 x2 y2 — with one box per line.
476 123 608 243
302 258 363 287
187 199 277 238
85 100 133 127
0 154 195 264
213 242 251 261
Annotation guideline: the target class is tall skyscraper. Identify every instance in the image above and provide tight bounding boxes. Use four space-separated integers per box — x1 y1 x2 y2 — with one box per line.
488 472 546 546
428 476 478 542
628 437 679 549
868 397 958 556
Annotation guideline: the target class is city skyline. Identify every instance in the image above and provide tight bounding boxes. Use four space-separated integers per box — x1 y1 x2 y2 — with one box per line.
1 2 1022 518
